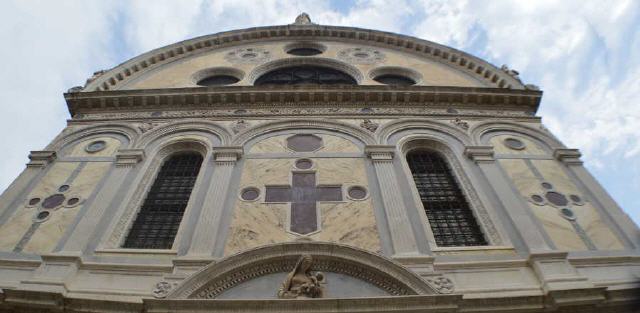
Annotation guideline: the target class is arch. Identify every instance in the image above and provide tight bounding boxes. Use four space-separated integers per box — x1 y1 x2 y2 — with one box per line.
231 119 376 147
81 24 525 92
249 57 363 84
47 123 138 152
167 241 442 299
378 118 473 146
136 119 230 149
470 121 564 149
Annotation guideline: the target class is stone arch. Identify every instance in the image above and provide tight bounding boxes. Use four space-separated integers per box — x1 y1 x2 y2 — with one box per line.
248 57 364 84
470 121 564 151
81 25 525 92
378 118 473 147
101 137 212 249
167 242 443 299
231 119 376 148
47 123 138 152
136 119 230 149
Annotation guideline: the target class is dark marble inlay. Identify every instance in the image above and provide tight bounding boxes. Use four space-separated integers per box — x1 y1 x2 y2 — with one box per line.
286 134 323 152
265 172 342 235
42 194 65 209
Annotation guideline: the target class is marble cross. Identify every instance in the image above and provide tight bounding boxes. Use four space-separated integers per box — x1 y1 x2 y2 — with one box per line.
265 172 342 235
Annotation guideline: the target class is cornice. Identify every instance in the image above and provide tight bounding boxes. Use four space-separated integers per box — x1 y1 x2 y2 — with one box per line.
81 24 529 93
65 85 542 116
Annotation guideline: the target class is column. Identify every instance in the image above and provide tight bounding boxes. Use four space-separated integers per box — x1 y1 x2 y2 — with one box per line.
365 145 418 256
187 146 243 256
464 146 552 252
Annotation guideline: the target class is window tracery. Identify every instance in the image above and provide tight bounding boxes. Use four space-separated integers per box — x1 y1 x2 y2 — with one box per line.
254 66 357 86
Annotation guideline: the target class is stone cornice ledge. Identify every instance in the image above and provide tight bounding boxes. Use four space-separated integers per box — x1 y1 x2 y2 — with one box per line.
365 145 396 160
64 85 542 116
212 146 243 164
553 148 583 165
27 150 56 168
464 146 495 164
115 149 145 167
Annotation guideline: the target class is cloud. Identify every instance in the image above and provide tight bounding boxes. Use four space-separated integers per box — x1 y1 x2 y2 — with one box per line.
0 0 638 225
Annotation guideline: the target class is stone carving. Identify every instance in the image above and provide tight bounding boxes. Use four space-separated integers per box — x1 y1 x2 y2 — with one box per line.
525 83 540 91
137 122 158 133
153 281 176 299
231 119 250 134
85 70 106 86
67 86 83 93
338 47 386 64
360 119 379 132
500 64 521 82
450 118 469 130
224 47 271 64
426 276 454 294
294 13 313 25
277 255 324 299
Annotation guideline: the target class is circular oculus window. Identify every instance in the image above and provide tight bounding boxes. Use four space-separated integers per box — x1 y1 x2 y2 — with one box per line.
34 210 51 222
503 138 526 150
294 159 313 170
240 187 260 201
85 140 107 153
197 75 240 87
348 186 368 200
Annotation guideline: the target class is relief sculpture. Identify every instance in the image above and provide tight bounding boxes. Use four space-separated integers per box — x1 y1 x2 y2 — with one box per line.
277 254 325 299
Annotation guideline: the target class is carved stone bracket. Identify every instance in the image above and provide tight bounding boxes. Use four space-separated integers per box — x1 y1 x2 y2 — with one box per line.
27 151 57 168
115 149 145 167
464 146 495 164
553 148 583 165
365 145 395 162
212 146 243 165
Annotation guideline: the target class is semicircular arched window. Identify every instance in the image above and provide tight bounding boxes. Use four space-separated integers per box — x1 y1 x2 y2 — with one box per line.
406 150 487 247
122 152 203 249
254 66 357 86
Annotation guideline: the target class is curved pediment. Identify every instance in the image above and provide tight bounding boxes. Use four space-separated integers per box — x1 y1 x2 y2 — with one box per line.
80 21 527 92
166 242 451 299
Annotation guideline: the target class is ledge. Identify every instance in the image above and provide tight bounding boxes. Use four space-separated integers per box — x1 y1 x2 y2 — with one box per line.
65 85 542 116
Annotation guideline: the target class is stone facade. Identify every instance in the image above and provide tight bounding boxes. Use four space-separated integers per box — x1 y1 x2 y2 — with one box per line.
0 15 638 313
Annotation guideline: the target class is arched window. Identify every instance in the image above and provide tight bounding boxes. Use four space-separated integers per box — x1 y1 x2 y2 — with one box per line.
123 153 203 249
254 65 357 86
406 150 487 247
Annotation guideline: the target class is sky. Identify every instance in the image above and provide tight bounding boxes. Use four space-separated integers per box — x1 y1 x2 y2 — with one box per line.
0 0 638 226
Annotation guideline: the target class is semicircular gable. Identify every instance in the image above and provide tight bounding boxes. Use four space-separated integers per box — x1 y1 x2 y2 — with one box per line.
48 123 138 151
81 24 526 92
136 120 231 148
166 242 447 299
378 118 472 146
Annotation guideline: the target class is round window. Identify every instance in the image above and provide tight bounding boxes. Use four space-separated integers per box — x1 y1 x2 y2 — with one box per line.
541 182 554 190
86 140 107 153
348 186 368 200
35 210 51 222
240 187 260 201
545 191 569 207
287 48 323 56
531 194 544 204
373 74 416 86
560 208 576 220
42 194 65 209
58 185 70 193
28 197 41 206
67 198 80 206
504 138 526 150
197 75 240 87
295 159 313 170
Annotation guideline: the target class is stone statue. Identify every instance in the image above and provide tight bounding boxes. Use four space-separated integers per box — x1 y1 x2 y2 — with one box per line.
277 255 324 299
294 13 313 25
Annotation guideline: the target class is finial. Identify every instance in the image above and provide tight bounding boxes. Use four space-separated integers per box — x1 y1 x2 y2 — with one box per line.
294 12 313 25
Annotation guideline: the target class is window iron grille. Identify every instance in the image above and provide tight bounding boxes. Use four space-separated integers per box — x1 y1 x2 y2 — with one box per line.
122 153 203 249
407 151 487 247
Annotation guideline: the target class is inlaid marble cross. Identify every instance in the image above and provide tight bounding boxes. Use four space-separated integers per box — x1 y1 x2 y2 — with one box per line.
265 172 342 235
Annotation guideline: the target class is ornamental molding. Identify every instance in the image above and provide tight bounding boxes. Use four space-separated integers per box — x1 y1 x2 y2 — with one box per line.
464 146 495 164
553 148 583 165
47 123 137 152
166 242 448 299
115 149 145 167
27 151 57 168
212 146 243 164
378 118 473 146
65 85 541 116
79 24 526 92
471 121 564 148
135 119 230 147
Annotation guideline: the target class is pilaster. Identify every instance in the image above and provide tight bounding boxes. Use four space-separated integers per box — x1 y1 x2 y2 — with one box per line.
464 145 552 252
187 147 243 256
365 145 419 256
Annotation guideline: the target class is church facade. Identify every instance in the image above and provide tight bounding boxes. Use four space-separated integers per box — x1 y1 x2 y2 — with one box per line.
0 14 638 312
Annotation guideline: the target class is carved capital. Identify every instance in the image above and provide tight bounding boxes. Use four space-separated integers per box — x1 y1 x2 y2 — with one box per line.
115 149 145 167
464 146 494 164
553 148 583 165
27 151 57 168
364 145 395 161
212 146 243 165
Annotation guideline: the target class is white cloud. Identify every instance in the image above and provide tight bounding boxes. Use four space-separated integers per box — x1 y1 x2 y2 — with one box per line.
0 0 638 225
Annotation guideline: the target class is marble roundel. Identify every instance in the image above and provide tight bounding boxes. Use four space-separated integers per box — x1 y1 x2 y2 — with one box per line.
337 47 386 64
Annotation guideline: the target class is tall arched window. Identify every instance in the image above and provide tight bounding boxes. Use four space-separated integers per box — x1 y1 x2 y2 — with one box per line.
406 150 487 247
254 65 357 86
123 153 203 249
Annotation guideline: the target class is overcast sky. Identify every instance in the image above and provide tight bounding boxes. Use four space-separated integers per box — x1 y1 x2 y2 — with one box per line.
1 0 638 226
